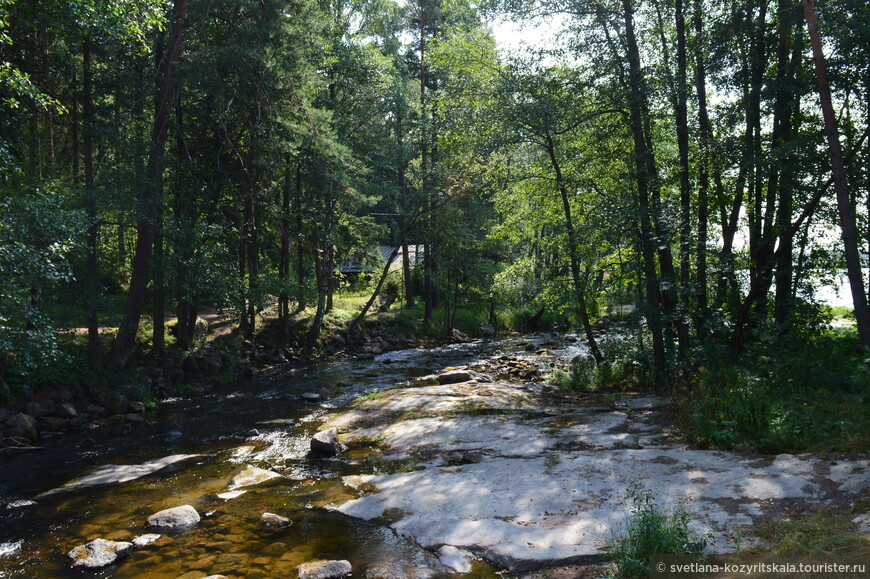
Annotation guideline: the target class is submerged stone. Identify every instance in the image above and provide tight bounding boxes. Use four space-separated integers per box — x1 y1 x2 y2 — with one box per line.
260 512 291 527
132 534 161 547
228 466 283 489
297 559 352 579
68 538 133 569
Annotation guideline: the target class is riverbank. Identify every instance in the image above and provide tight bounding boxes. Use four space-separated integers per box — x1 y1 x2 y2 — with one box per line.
0 333 867 577
0 296 491 451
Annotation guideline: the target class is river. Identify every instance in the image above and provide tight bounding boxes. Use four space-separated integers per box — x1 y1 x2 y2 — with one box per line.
0 340 532 578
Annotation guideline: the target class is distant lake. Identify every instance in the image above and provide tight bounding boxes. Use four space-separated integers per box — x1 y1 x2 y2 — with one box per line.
812 271 865 309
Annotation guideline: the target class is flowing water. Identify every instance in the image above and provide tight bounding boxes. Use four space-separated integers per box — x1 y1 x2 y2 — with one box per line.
0 341 544 578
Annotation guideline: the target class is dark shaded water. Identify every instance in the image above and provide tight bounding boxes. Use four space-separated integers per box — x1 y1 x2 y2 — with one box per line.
0 340 535 578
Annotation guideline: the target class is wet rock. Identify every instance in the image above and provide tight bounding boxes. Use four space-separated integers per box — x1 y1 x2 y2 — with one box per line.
246 429 260 438
147 505 200 532
125 413 144 423
301 392 322 403
129 401 146 413
56 402 78 418
5 413 36 440
260 512 291 527
101 391 128 414
318 387 330 401
297 559 353 579
132 534 162 547
228 465 283 489
204 576 229 579
310 428 347 457
39 416 69 431
262 542 286 556
26 400 54 417
216 490 247 501
211 553 248 575
438 370 473 385
480 323 495 337
85 404 107 419
68 538 133 569
437 545 473 574
189 555 216 570
451 328 470 343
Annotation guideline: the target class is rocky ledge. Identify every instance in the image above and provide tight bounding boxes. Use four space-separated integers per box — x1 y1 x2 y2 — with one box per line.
314 361 870 574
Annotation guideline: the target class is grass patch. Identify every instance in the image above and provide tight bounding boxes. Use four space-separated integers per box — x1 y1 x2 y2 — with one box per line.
749 510 870 559
605 481 709 578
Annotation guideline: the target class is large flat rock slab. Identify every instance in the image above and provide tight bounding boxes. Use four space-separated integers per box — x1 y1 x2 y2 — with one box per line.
329 382 870 573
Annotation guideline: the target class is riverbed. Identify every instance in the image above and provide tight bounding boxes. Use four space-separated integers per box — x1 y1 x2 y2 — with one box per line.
0 340 527 578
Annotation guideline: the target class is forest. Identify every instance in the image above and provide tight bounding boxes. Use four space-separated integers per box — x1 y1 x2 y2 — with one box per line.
1 0 869 456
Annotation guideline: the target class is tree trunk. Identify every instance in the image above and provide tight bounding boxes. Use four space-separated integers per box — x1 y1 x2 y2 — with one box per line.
622 0 667 368
802 0 870 346
83 37 100 369
243 194 258 335
773 1 801 325
279 162 291 335
112 0 187 369
544 134 602 363
746 0 770 315
675 0 692 348
71 71 79 186
295 162 305 311
693 0 711 334
350 245 402 334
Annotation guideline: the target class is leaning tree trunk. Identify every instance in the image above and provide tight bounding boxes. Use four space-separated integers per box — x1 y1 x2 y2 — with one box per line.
112 0 187 369
544 134 602 363
802 0 870 347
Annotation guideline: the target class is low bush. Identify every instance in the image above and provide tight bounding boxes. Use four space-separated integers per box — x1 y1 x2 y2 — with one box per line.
686 329 870 453
551 336 655 392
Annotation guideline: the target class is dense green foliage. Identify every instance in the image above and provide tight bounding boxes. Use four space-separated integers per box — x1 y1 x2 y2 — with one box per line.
0 0 868 454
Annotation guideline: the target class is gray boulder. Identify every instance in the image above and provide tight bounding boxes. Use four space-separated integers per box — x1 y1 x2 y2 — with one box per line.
68 538 133 569
310 428 347 457
146 505 200 532
297 559 352 579
451 328 470 342
438 370 473 385
5 413 37 440
480 323 495 337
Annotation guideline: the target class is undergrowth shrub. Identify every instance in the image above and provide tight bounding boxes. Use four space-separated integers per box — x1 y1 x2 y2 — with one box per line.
685 329 870 453
606 481 709 578
551 337 654 392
